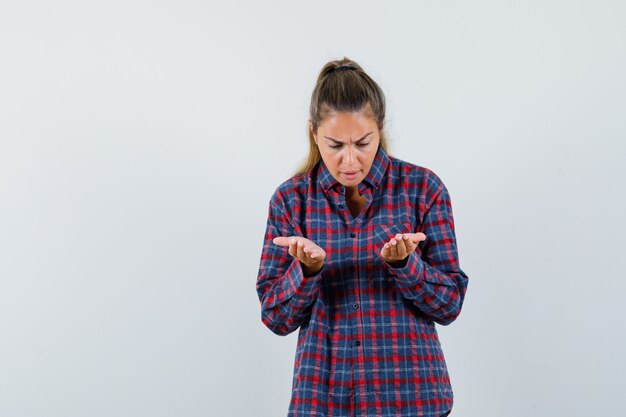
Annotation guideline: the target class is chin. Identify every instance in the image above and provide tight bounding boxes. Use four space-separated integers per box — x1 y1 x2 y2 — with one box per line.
341 178 361 187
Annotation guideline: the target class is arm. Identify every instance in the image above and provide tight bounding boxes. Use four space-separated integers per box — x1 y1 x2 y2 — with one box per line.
256 195 324 336
384 183 469 326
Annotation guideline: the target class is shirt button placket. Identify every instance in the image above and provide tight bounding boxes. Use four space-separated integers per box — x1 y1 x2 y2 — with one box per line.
349 229 362 354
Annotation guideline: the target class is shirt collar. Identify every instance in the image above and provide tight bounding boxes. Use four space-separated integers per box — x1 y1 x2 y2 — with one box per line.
317 145 390 194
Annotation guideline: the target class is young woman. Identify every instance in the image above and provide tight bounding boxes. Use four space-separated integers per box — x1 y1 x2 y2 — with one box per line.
256 57 469 417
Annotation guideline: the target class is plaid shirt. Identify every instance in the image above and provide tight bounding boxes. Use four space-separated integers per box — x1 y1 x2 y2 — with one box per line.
256 145 469 417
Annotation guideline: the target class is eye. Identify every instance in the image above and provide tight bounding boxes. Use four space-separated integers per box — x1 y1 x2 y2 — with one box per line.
329 144 342 149
357 142 370 147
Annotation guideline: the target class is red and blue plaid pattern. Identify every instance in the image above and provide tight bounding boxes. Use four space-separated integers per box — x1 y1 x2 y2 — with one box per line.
256 145 469 417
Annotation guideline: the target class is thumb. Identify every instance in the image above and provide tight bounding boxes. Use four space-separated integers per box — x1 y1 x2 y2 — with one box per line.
272 236 293 247
408 232 427 244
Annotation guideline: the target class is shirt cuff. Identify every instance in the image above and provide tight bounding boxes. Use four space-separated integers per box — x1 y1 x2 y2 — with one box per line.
384 251 425 289
283 258 324 299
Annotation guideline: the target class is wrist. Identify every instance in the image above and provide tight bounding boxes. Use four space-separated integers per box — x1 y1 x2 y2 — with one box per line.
302 262 324 277
386 256 408 268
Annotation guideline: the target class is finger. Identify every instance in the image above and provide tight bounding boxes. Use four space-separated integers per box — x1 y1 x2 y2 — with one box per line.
312 249 326 261
287 237 298 258
296 239 307 262
380 242 390 259
394 234 408 259
272 236 293 247
302 243 312 259
398 234 411 259
304 245 320 262
402 234 417 254
302 241 320 265
389 237 399 259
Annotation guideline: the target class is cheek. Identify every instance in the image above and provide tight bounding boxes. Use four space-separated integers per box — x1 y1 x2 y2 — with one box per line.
331 151 344 161
324 153 341 169
359 148 374 159
363 150 377 165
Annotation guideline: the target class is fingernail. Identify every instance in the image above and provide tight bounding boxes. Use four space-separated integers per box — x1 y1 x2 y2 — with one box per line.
290 238 296 244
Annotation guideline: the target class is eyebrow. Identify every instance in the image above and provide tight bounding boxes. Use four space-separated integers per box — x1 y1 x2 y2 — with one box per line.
323 132 373 144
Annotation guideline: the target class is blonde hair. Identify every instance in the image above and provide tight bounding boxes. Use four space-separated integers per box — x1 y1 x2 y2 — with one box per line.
295 57 389 175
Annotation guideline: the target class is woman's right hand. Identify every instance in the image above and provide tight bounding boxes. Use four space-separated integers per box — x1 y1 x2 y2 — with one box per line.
272 236 326 276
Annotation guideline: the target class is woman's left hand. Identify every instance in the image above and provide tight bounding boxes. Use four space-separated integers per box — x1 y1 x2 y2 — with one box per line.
380 233 427 266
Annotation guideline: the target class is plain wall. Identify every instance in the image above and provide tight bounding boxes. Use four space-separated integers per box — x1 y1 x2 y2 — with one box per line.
1 1 625 416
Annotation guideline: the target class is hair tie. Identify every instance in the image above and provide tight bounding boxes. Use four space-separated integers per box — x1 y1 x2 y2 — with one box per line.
334 65 353 72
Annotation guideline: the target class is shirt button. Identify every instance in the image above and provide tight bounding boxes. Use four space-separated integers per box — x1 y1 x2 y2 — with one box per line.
349 232 356 238
353 303 359 309
355 340 361 347
339 204 344 209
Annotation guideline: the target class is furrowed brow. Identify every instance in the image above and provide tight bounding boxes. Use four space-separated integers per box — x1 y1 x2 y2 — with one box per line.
323 132 373 143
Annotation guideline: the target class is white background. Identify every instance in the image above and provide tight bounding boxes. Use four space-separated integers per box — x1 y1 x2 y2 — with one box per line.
1 1 625 416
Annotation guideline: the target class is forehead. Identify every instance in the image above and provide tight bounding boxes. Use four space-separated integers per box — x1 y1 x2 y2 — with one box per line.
318 110 378 135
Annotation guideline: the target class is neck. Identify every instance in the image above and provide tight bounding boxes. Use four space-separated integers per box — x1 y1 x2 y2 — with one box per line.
345 185 360 198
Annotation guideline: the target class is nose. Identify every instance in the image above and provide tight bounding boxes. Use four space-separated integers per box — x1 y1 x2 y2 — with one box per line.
345 145 356 164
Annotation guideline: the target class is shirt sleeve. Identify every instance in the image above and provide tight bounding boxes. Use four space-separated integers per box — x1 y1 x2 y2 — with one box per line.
256 193 324 336
384 182 469 326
